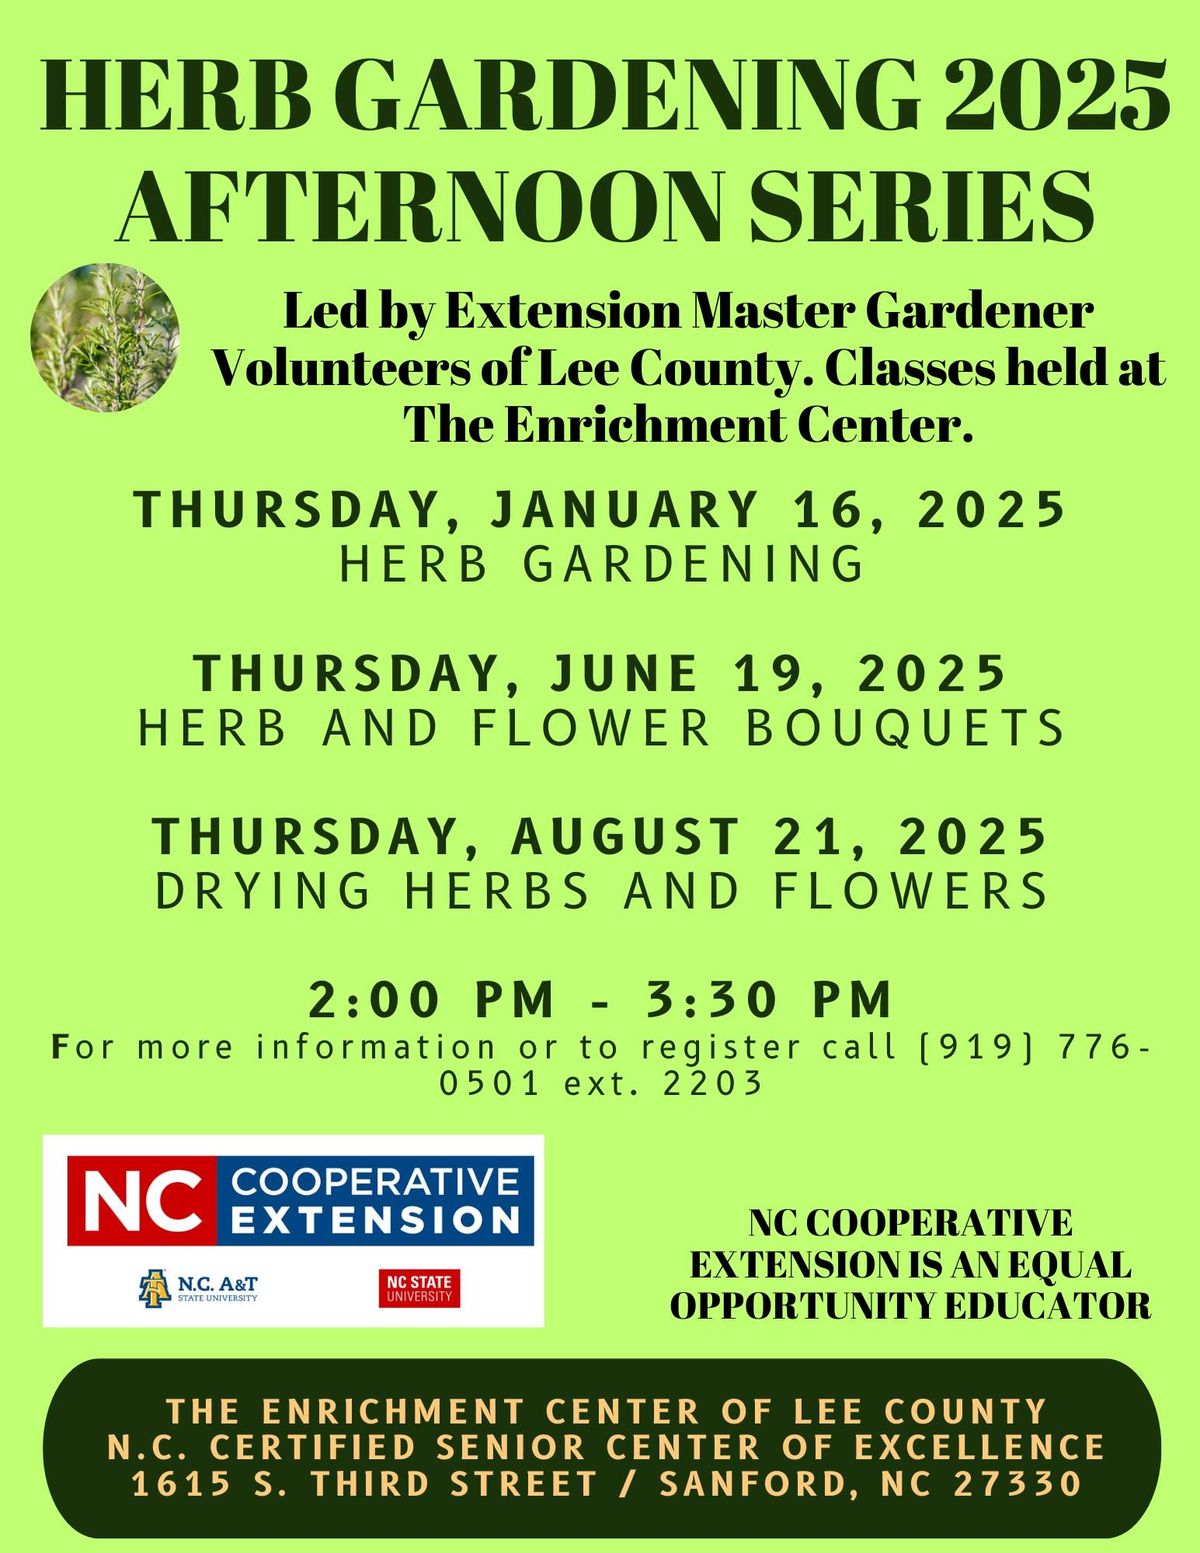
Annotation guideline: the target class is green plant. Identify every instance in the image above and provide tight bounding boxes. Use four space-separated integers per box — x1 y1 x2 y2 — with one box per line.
31 265 178 411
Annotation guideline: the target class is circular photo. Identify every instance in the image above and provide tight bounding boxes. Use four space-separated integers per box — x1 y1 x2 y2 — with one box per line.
30 264 179 411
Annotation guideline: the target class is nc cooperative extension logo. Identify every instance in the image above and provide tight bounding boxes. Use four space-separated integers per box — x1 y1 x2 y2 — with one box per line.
67 1154 535 1246
44 1136 544 1329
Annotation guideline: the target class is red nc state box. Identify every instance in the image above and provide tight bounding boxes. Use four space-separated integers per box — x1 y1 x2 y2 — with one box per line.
379 1269 461 1308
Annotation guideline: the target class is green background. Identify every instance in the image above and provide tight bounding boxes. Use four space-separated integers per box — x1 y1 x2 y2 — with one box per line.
3 1 1195 1548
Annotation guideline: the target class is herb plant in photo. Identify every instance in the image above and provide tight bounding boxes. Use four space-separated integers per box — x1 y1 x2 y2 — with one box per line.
31 265 179 411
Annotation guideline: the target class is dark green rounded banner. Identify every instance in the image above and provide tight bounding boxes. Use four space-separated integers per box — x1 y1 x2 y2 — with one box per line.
45 1358 1158 1538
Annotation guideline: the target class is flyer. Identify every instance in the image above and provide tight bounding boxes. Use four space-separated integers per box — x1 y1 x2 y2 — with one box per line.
5 3 1194 1548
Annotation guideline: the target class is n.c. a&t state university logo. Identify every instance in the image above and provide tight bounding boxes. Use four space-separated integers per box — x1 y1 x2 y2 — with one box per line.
138 1268 171 1310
